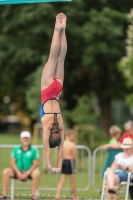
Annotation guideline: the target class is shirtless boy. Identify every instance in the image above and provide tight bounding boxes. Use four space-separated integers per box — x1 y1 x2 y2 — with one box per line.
55 129 77 200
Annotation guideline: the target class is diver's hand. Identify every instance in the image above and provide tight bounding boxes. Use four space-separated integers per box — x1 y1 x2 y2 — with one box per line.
49 168 61 174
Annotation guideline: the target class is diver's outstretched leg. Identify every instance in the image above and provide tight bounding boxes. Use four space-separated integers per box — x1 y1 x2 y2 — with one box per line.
41 13 63 91
55 13 67 86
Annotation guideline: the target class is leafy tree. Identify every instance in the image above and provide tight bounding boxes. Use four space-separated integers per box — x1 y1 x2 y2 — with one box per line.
63 5 129 132
25 63 44 121
0 0 133 133
64 95 99 125
119 9 133 108
0 3 56 111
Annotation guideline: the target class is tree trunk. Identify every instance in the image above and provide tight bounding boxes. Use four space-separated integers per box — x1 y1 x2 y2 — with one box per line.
99 100 112 134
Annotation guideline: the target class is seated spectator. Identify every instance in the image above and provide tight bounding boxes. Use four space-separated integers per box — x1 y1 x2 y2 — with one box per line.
55 129 77 200
0 131 40 200
106 138 133 200
101 121 133 199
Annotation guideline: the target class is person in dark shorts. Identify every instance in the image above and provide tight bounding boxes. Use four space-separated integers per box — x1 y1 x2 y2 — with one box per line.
0 131 40 200
55 129 78 200
62 159 75 174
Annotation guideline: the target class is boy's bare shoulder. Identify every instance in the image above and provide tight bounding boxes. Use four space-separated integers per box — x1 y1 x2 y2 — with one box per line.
72 141 76 146
70 141 76 148
64 140 76 148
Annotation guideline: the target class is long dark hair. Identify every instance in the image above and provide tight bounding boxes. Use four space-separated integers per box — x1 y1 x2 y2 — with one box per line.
49 114 61 148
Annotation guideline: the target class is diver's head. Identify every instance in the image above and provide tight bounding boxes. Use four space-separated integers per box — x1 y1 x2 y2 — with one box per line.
49 130 61 148
49 113 62 148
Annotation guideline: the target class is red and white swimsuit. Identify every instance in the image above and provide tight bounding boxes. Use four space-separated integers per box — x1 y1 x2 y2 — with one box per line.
40 79 62 118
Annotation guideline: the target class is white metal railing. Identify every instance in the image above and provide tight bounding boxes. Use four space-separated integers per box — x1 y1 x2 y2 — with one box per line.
1 144 132 197
0 144 91 192
92 147 107 192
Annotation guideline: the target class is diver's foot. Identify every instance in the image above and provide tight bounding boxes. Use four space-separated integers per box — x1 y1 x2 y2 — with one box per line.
55 13 62 30
61 13 67 29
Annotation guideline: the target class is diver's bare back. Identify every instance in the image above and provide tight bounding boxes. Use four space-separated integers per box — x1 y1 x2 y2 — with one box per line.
41 100 63 125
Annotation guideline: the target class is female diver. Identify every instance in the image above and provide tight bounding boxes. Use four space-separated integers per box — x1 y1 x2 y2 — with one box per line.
40 13 67 174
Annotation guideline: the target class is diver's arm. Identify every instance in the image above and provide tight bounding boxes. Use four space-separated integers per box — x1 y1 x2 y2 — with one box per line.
57 131 64 169
43 129 52 169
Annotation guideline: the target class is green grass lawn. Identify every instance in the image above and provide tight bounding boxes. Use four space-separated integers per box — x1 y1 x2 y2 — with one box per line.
0 133 128 199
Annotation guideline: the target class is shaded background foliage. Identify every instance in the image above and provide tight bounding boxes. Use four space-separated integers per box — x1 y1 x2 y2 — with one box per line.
0 0 133 137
